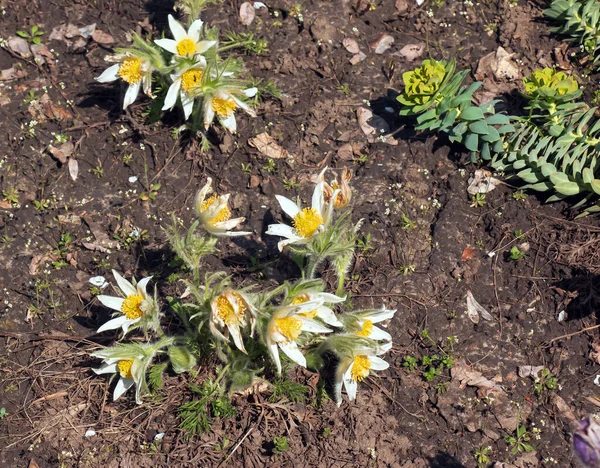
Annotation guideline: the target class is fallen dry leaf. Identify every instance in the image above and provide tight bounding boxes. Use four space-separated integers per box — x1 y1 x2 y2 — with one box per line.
461 245 478 262
397 43 425 62
7 36 31 58
356 107 398 145
29 254 56 275
466 290 494 324
92 29 114 45
551 394 576 422
467 169 500 195
58 214 81 225
239 2 256 25
248 133 290 159
517 365 544 379
47 141 74 164
28 459 40 468
451 359 503 397
349 51 366 65
475 46 520 82
343 38 361 55
395 0 408 14
0 67 27 81
371 34 394 54
0 199 13 209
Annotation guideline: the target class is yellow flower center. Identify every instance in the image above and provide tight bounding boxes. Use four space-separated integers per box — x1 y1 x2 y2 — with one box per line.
293 208 323 238
118 57 143 84
176 38 196 57
212 96 237 118
118 360 134 379
181 69 203 93
292 294 318 319
356 319 373 337
216 293 246 326
121 294 144 319
200 194 232 224
350 355 371 382
275 316 303 342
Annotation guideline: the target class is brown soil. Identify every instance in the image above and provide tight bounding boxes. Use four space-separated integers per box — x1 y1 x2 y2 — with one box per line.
1 0 599 467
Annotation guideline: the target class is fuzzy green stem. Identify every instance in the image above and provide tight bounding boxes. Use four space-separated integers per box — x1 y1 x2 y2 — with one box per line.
305 253 324 279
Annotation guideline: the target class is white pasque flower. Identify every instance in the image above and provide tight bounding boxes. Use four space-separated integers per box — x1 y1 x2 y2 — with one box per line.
195 177 251 237
96 53 153 109
289 291 344 327
154 14 216 59
93 355 145 404
266 182 337 251
97 270 156 335
162 60 206 120
203 87 257 133
210 289 257 353
267 300 333 375
334 342 392 406
345 308 396 341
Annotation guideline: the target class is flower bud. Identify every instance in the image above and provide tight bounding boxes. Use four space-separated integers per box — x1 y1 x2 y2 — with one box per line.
168 346 197 374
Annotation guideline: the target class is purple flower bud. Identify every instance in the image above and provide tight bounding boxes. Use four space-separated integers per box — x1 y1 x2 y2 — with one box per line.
574 415 600 467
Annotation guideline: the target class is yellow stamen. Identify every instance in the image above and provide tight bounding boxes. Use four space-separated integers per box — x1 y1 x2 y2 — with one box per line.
212 96 237 118
292 294 318 319
200 194 232 224
176 38 196 57
356 319 373 337
216 293 246 326
121 294 144 319
181 69 203 93
118 57 143 84
293 208 323 238
350 355 371 382
118 360 134 379
275 316 303 342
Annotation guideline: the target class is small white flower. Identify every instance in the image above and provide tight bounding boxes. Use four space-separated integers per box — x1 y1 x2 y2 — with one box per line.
96 270 157 335
203 87 257 133
266 182 338 251
289 291 344 327
209 289 257 353
343 308 396 341
194 177 251 237
128 176 138 183
162 60 207 120
266 300 332 375
334 342 392 406
84 430 97 437
92 355 145 404
154 14 216 59
89 276 108 288
96 54 153 109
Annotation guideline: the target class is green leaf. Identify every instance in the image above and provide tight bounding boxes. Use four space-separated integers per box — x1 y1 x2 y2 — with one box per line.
548 125 564 137
460 107 485 121
497 124 515 134
554 181 581 196
464 133 479 152
469 120 489 135
31 25 39 34
481 143 491 160
416 108 438 125
481 126 500 142
591 179 600 195
540 163 557 177
16 30 29 38
484 113 510 125
492 140 504 153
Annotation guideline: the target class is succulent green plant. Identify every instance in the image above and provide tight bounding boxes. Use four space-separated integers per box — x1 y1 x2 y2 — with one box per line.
545 0 600 68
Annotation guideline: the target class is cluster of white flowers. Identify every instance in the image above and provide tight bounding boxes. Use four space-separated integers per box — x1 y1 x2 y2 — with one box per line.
96 14 256 132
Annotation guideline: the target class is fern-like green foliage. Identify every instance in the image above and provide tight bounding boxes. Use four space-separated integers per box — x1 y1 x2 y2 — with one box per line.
545 0 600 67
397 59 600 214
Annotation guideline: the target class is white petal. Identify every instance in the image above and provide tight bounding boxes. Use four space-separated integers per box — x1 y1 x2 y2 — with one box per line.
220 113 237 133
316 306 342 327
228 325 247 354
162 80 181 111
312 182 325 214
112 270 136 296
376 341 393 355
113 377 134 401
196 40 217 54
188 19 203 42
277 238 301 251
97 315 129 333
232 96 256 117
368 325 392 341
212 217 245 231
154 38 177 54
142 73 153 97
368 356 389 371
123 80 141 109
344 375 358 401
319 293 345 304
181 92 195 120
275 195 300 219
136 277 152 296
334 360 349 406
203 97 215 128
96 64 120 83
299 317 332 334
92 363 119 375
195 178 212 213
122 317 141 335
366 308 397 323
209 317 229 342
267 340 282 375
278 341 306 367
265 223 298 239
215 230 253 237
167 14 187 42
97 295 124 312
244 87 258 97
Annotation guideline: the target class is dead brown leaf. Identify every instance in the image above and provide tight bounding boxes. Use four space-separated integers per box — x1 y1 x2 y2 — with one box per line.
371 34 394 54
29 254 57 275
7 36 31 58
551 394 576 422
47 142 74 164
239 2 256 25
356 107 398 145
248 132 290 159
92 29 114 45
396 43 425 62
68 158 79 181
395 0 409 15
1 67 27 81
475 47 520 82
461 246 477 262
29 459 40 468
343 38 361 55
451 359 503 397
